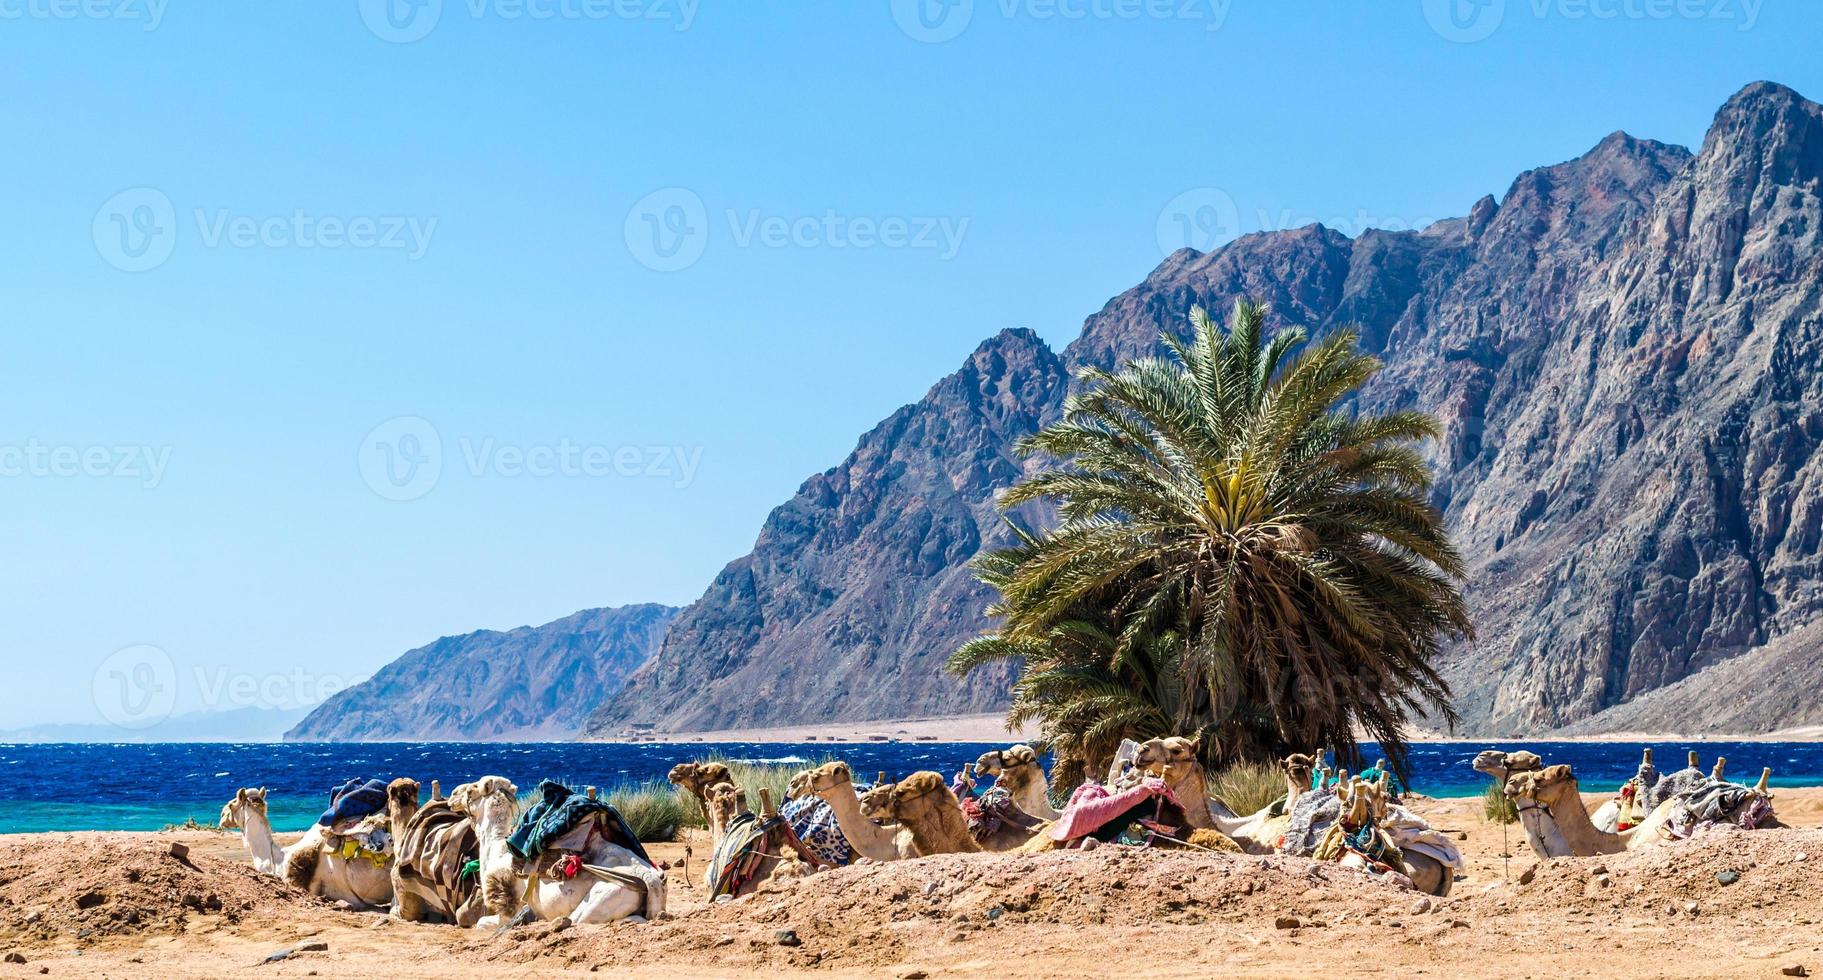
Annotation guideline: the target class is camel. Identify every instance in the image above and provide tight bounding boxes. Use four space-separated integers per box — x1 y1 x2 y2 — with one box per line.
1320 774 1455 896
975 745 1060 820
787 762 918 862
1503 764 1682 857
386 778 484 925
1129 737 1284 854
449 776 664 928
218 787 394 910
860 771 983 856
668 762 735 810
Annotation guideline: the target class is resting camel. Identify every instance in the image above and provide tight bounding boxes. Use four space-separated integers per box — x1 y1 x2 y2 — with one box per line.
1505 762 1774 858
1130 737 1288 854
1504 765 1681 857
857 771 989 855
669 762 734 809
787 762 918 862
218 787 394 910
975 745 1060 820
386 778 484 925
450 776 665 928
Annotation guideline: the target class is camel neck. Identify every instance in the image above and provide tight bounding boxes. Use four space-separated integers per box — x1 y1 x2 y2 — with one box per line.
1530 784 1626 856
1167 767 1216 830
240 809 284 872
817 785 898 860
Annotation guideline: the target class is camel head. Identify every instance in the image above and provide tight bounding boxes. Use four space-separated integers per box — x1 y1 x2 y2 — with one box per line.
1472 749 1543 781
857 779 897 822
386 778 421 815
1134 736 1200 780
218 787 268 830
1281 753 1316 790
667 761 734 795
792 761 854 800
1504 764 1579 808
976 743 1038 778
447 775 517 818
705 783 742 828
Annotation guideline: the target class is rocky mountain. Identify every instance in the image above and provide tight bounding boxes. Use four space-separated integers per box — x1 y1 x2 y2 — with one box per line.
583 330 1067 734
590 81 1823 738
288 604 676 741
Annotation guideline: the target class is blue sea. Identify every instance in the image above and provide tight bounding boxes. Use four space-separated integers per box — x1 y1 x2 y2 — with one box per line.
2 740 1820 834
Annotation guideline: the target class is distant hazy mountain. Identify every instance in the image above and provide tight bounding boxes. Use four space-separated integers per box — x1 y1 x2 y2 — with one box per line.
0 706 312 743
287 604 677 741
587 82 1823 738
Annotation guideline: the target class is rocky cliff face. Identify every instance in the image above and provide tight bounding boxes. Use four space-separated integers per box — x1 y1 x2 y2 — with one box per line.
583 330 1067 734
288 604 676 741
591 81 1823 738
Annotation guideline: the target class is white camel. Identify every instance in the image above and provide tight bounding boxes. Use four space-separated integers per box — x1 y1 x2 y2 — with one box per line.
449 776 665 928
218 787 394 910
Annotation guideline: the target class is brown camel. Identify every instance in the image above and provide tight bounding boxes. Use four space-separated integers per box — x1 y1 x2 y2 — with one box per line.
386 777 483 925
1129 737 1267 852
975 745 1060 820
668 761 735 808
862 772 982 856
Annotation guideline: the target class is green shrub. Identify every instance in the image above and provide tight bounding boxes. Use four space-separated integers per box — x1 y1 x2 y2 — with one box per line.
608 783 690 843
1482 780 1517 824
1206 761 1286 816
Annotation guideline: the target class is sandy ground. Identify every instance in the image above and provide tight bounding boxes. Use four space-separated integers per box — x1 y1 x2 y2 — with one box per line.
593 716 1823 744
4 788 1823 979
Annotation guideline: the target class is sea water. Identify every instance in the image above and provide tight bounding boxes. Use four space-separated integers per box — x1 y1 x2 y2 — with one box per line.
2 739 1819 833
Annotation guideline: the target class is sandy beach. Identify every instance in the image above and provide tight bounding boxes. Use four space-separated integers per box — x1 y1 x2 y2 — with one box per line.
3 786 1821 978
592 714 1823 745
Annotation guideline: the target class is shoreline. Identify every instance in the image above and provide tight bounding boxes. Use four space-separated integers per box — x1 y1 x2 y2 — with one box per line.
584 713 1823 745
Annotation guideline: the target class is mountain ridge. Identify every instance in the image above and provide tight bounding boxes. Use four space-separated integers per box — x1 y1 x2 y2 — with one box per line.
589 81 1823 739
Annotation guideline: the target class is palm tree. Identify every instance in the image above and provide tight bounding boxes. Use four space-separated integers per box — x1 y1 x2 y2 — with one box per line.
949 300 1471 777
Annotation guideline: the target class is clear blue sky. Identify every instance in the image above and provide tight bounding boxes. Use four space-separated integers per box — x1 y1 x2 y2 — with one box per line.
1 1 1816 729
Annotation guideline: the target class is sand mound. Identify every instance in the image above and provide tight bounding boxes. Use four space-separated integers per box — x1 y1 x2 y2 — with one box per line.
0 836 326 942
486 847 1427 971
1471 826 1823 918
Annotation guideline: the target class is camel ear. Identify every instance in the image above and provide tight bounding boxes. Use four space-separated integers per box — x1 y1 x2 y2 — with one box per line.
255 787 267 801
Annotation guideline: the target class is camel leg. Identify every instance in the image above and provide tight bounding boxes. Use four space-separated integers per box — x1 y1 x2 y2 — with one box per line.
567 882 643 924
392 887 427 922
